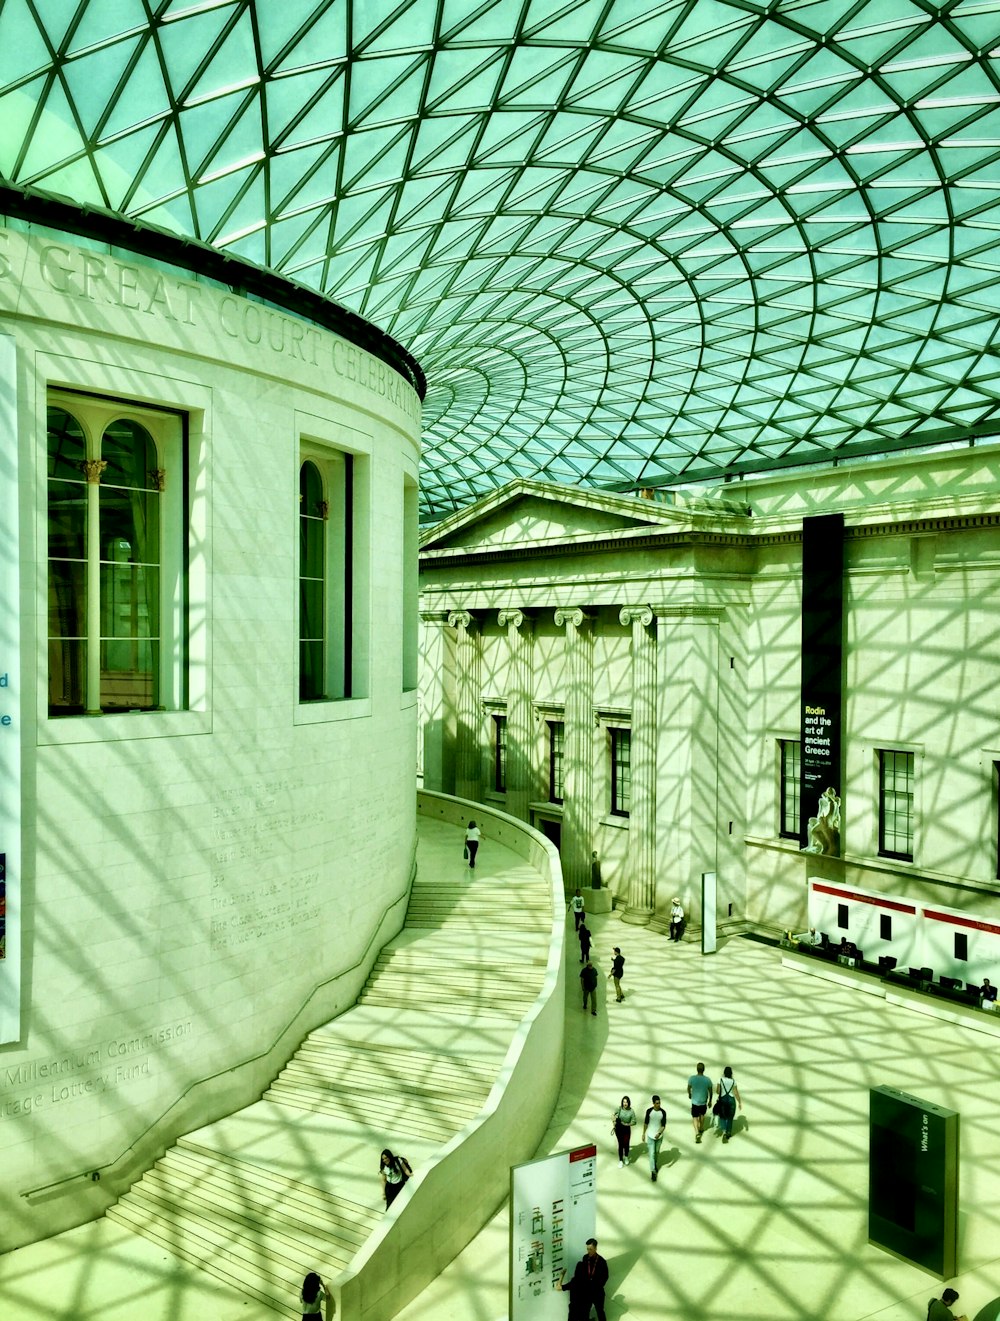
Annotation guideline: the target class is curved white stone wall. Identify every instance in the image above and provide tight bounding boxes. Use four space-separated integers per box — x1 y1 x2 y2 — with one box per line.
0 228 421 1249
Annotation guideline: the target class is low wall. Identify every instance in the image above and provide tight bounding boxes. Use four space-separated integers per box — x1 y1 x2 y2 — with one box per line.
335 792 566 1321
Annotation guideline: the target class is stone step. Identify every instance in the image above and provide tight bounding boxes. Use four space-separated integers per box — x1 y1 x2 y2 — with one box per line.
293 1038 499 1086
137 1166 358 1267
107 1189 332 1320
171 1141 382 1232
363 972 537 1002
159 1147 375 1250
356 990 519 1019
262 1085 459 1139
275 1063 485 1118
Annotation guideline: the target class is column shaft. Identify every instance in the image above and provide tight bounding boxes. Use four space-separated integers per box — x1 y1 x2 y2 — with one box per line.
621 606 656 923
448 610 482 802
555 607 593 892
499 609 532 821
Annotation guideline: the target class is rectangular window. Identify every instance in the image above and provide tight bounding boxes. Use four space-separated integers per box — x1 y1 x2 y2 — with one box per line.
955 933 968 961
837 904 848 930
493 714 507 793
879 750 914 860
880 914 892 941
299 445 369 702
779 739 801 838
548 720 565 804
610 727 631 818
402 475 418 692
47 393 185 716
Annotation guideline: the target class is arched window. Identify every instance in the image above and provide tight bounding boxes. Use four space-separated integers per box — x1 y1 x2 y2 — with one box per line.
299 460 327 701
47 396 181 717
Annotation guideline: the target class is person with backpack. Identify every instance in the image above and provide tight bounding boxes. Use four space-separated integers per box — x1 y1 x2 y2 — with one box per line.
379 1148 412 1208
714 1066 742 1144
927 1289 967 1321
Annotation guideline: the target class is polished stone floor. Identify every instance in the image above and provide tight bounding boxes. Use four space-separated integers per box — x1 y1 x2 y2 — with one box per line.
3 817 1000 1321
395 905 1000 1321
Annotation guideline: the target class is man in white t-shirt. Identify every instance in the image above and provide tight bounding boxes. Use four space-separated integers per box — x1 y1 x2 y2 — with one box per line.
569 889 585 932
642 1095 666 1182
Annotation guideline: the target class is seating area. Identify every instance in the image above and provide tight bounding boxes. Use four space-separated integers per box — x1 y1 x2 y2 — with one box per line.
785 934 996 1014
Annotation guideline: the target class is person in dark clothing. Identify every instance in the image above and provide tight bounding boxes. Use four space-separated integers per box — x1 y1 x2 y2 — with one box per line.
928 1288 967 1321
608 947 624 1002
580 959 598 1015
559 1239 608 1321
578 921 591 963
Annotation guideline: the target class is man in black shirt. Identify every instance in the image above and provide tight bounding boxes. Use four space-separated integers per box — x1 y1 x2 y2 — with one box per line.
559 1238 608 1321
580 959 598 1015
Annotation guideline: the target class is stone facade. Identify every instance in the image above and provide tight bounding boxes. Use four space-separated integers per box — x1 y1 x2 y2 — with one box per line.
0 228 421 1249
419 462 1000 934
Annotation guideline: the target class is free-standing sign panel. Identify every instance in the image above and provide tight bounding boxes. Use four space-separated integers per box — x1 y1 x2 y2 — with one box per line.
869 1085 958 1278
510 1144 597 1321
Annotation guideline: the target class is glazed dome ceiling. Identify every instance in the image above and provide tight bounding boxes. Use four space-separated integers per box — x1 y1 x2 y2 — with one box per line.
4 1 1000 522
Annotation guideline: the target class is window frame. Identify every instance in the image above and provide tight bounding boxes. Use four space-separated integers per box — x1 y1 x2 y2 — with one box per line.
296 433 371 710
492 712 507 794
46 389 186 719
609 726 631 818
878 748 915 861
778 738 801 840
548 719 565 805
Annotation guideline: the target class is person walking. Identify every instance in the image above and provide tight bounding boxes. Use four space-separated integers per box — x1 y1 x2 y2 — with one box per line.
642 1094 666 1181
558 1238 608 1321
687 1062 713 1143
379 1148 412 1207
580 958 598 1015
299 1271 327 1321
464 820 481 869
715 1066 742 1144
608 946 625 1002
578 920 592 963
612 1095 637 1166
569 888 586 931
669 897 684 942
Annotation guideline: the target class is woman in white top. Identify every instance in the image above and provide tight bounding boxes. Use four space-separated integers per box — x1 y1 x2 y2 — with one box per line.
715 1066 742 1144
299 1271 326 1320
465 820 481 869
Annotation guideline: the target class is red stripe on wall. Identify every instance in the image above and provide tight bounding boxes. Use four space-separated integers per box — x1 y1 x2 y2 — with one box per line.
923 909 1000 936
811 882 916 915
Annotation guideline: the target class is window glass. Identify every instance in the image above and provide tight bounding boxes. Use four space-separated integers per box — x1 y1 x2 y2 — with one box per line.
611 727 631 817
47 395 183 717
299 460 327 701
779 739 801 839
549 720 564 804
879 749 914 860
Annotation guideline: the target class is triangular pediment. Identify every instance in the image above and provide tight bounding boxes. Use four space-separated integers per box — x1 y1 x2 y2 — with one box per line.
420 478 747 553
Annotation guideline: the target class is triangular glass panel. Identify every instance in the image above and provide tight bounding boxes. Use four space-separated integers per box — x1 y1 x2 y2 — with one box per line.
277 0 348 71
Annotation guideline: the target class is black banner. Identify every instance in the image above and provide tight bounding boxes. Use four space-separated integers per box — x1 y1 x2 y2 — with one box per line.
799 513 843 853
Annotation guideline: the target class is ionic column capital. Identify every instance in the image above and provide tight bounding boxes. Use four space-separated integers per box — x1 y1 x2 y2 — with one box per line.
447 609 476 631
619 605 654 629
497 608 527 630
554 606 589 630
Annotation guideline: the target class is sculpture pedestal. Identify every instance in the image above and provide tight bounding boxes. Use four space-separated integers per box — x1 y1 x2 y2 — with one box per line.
585 889 613 915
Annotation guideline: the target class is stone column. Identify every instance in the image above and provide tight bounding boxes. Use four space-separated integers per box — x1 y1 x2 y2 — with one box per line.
555 607 593 893
448 609 482 803
83 457 107 715
498 608 533 822
419 610 457 793
620 605 656 924
654 605 722 927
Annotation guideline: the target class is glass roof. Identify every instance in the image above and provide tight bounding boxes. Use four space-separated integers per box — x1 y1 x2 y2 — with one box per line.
4 0 1000 522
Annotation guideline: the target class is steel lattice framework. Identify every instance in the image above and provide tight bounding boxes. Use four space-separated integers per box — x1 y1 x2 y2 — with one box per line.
3 0 1000 521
